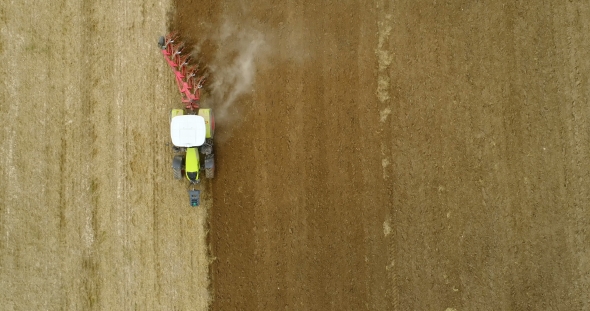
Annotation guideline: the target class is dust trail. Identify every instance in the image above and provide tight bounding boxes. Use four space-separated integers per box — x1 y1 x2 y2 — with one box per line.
200 20 270 125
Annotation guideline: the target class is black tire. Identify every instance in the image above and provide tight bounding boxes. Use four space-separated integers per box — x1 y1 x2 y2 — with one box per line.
205 168 214 179
172 155 183 180
158 36 165 49
204 154 214 178
200 145 212 155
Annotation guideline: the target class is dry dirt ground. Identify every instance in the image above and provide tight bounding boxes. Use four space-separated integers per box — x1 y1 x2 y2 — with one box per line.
173 0 590 310
1 0 210 310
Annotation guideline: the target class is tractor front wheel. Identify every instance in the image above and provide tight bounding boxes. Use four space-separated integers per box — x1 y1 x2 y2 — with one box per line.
172 155 183 180
204 154 214 179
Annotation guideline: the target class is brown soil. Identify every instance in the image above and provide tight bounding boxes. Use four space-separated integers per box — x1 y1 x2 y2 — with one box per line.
173 1 590 310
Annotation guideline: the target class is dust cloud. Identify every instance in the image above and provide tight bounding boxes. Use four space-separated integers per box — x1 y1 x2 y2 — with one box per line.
200 20 270 125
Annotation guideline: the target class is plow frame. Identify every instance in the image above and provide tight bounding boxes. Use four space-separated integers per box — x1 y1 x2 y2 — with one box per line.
159 33 206 111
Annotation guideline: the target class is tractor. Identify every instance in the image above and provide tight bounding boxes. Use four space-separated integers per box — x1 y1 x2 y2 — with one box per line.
159 33 215 207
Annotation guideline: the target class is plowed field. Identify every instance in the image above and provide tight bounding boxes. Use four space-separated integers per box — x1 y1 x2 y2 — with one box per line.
173 0 590 310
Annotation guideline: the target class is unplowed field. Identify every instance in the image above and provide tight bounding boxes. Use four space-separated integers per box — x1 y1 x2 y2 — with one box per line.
1 1 210 310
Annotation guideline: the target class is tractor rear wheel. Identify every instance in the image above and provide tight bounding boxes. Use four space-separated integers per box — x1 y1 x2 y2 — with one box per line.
205 168 214 178
172 155 183 180
198 109 215 138
200 142 212 155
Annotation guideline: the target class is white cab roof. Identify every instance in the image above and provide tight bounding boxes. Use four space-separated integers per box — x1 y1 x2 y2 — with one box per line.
170 115 206 147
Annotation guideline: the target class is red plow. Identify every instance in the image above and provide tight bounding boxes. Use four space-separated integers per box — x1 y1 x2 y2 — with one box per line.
158 33 206 110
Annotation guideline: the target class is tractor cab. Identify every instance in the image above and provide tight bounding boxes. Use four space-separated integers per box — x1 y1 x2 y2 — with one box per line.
170 114 207 148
